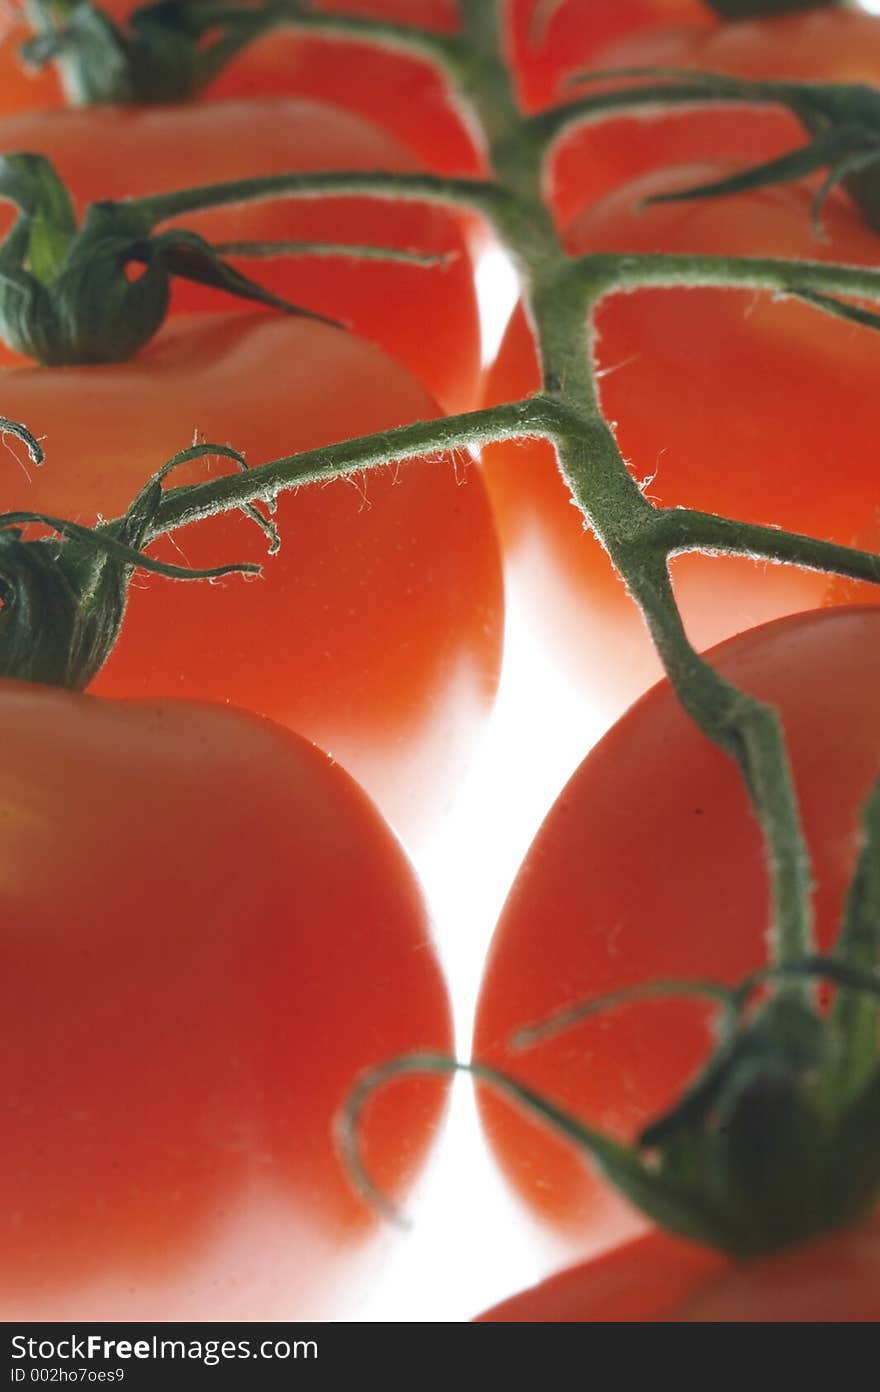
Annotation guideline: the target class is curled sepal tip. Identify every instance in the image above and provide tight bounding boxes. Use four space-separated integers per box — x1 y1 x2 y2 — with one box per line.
0 439 262 690
339 943 880 1258
0 417 45 469
0 154 340 366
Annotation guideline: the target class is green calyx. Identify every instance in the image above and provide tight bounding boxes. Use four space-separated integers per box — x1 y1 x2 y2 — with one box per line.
20 0 277 106
0 153 333 366
0 487 159 690
0 434 263 690
632 983 880 1257
341 789 880 1260
341 952 880 1260
498 799 880 1264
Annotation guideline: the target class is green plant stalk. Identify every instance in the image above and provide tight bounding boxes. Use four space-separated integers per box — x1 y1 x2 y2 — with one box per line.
146 395 880 601
139 4 880 987
134 169 505 225
144 230 880 992
8 0 879 1250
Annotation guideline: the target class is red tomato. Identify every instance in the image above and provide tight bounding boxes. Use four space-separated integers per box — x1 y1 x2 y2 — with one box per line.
473 609 880 1244
477 1219 880 1320
0 13 58 117
313 0 456 17
0 0 482 175
0 682 451 1319
481 170 880 718
2 313 503 843
597 5 880 82
0 98 481 412
205 0 483 178
551 7 880 223
506 0 709 115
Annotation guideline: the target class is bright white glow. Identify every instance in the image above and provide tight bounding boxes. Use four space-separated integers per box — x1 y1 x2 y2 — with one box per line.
324 242 623 1321
343 582 612 1321
475 244 520 366
859 1 880 12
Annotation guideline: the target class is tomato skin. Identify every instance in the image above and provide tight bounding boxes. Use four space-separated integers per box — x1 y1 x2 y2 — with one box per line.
473 609 880 1244
0 98 481 412
204 2 483 179
551 8 880 223
477 1219 880 1320
481 172 880 717
0 0 482 175
0 26 58 118
0 682 451 1319
597 6 880 82
506 0 709 115
2 313 503 843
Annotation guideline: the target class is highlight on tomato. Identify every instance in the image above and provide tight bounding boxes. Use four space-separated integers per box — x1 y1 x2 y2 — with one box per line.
480 169 880 720
0 98 482 412
0 683 452 1320
550 4 880 222
2 312 503 844
477 1219 880 1321
473 608 880 1248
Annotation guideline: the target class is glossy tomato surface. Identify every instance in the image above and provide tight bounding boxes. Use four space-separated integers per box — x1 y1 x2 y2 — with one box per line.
477 1219 880 1320
473 609 880 1244
506 0 708 115
0 98 480 412
597 5 880 82
481 170 880 717
3 313 503 843
206 0 483 177
0 0 481 174
0 682 451 1319
0 14 58 118
551 7 880 223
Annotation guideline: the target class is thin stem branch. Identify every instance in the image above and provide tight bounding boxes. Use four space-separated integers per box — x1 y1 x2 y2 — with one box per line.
568 250 880 308
134 171 507 229
649 509 880 588
527 78 794 148
148 398 567 539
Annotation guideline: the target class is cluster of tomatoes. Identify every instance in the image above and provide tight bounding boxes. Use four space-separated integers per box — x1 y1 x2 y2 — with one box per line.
3 0 880 1323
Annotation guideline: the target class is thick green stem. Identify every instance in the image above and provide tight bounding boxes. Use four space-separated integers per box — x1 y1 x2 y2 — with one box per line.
549 413 815 979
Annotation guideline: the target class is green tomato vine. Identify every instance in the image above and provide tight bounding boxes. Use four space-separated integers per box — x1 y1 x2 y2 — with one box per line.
4 0 880 1255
